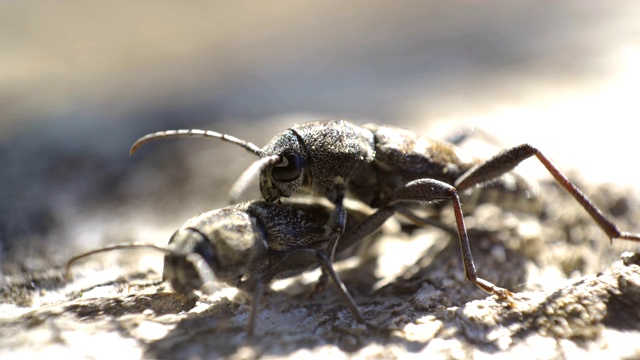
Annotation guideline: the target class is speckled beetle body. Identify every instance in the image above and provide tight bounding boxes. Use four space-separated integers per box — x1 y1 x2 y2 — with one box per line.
130 119 640 303
67 198 385 335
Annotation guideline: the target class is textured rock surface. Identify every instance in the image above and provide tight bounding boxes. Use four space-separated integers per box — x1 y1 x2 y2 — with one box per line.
1 4 639 358
2 178 640 359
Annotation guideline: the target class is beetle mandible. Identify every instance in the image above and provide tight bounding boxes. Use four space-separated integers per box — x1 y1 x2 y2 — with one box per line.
130 119 640 300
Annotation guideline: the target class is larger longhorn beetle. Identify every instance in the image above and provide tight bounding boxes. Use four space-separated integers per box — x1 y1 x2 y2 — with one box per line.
130 119 640 301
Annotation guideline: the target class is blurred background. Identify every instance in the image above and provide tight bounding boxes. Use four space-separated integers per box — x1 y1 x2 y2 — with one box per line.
1 1 639 274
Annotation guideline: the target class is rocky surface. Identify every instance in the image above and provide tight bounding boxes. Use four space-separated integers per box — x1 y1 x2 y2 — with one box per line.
2 178 640 359
1 4 639 358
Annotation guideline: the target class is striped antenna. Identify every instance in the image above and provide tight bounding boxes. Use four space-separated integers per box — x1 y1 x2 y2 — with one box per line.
228 154 281 203
66 243 171 278
129 129 263 156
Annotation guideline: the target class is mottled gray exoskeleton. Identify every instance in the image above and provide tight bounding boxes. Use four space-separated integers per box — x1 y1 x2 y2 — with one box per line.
130 119 640 301
67 198 385 335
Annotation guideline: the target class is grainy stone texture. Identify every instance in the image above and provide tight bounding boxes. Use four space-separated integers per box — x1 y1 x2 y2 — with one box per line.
2 174 640 359
2 3 639 359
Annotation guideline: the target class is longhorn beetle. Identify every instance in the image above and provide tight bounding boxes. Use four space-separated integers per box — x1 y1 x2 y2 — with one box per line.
67 198 386 335
130 120 640 301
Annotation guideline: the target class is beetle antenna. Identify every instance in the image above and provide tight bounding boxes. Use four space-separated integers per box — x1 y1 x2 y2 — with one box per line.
228 155 281 203
129 129 263 156
66 243 171 278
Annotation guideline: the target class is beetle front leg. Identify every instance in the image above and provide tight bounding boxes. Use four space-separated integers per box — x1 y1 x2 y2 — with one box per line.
309 205 399 297
313 194 348 294
263 248 367 326
326 195 347 263
389 179 514 302
455 144 640 243
236 277 265 337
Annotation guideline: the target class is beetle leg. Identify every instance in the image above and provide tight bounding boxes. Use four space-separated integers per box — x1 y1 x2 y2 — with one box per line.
386 179 515 302
455 144 640 243
262 248 367 325
236 278 264 337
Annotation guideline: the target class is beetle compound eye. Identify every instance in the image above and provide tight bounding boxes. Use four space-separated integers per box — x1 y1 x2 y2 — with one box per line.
272 154 302 182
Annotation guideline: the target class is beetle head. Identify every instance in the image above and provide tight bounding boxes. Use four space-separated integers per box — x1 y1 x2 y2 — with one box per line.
259 129 310 202
163 208 265 294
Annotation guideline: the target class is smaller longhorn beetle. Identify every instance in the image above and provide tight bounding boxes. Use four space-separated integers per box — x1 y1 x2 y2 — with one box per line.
130 120 640 302
67 198 387 335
